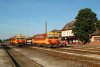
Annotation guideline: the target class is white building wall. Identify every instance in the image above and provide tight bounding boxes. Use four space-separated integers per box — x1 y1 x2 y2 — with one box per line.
61 30 74 37
91 36 100 42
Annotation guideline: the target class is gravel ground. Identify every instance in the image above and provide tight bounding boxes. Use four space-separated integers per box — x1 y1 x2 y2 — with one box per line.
13 47 91 67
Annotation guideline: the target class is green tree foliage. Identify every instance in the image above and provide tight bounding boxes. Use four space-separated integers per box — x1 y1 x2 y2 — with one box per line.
72 8 97 44
0 39 2 42
96 20 100 29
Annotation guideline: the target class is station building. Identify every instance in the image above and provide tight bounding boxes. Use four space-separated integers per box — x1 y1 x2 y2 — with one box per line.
61 20 79 44
61 20 100 45
90 29 100 45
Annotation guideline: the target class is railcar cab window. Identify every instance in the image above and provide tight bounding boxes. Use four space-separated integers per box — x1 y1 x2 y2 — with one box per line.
48 34 59 39
17 38 25 40
35 35 45 40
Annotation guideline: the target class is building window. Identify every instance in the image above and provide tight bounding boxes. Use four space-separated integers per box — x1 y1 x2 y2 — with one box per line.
94 37 100 42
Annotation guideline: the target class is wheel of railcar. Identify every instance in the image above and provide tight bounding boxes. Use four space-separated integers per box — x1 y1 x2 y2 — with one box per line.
48 44 51 48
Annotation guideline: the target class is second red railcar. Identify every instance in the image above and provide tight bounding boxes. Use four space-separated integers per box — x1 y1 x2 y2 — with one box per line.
32 33 60 47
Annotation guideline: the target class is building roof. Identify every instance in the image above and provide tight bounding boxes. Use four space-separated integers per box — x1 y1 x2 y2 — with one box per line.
61 20 75 31
50 29 61 33
91 29 100 36
61 20 100 36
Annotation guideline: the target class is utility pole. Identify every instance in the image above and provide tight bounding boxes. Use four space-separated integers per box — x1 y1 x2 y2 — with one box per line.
45 21 47 34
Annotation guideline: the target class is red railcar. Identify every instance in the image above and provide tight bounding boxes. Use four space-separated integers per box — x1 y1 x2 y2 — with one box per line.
10 34 26 46
32 33 60 47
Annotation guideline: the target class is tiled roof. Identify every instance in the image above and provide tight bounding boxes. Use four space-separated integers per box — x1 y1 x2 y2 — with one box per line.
61 20 75 31
91 29 100 36
50 29 61 33
61 20 100 36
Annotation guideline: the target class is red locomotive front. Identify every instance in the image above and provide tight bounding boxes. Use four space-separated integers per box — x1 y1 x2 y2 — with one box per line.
10 34 26 46
32 32 60 47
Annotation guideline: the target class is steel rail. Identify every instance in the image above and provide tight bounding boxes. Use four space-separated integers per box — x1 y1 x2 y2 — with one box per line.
2 44 20 67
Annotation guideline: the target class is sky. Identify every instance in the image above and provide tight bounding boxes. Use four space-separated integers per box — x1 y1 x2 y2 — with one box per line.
0 0 100 39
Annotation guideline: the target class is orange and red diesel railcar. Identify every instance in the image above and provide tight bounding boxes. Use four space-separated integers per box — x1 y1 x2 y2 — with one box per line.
32 32 60 47
10 34 26 46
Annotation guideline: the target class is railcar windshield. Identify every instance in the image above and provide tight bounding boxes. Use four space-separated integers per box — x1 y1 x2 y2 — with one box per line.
48 34 59 39
34 35 45 40
17 38 25 40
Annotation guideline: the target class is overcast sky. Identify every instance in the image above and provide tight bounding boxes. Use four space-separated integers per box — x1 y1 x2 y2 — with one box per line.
0 0 100 39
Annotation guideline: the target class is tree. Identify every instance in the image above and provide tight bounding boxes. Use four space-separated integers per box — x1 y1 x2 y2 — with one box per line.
96 20 100 29
72 8 97 44
0 39 2 42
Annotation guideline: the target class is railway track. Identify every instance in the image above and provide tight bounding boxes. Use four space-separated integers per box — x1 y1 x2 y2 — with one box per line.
2 44 19 67
59 48 100 55
13 46 100 67
0 46 15 67
31 47 100 60
1 44 43 67
30 45 100 55
30 46 100 55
